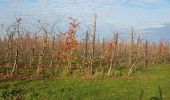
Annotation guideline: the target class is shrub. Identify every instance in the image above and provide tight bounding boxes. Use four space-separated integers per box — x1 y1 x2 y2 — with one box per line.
59 68 71 77
94 68 105 78
94 71 105 78
114 70 121 78
1 87 24 100
72 68 84 77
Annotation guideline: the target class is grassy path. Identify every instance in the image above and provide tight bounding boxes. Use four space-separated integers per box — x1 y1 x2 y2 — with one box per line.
0 64 170 100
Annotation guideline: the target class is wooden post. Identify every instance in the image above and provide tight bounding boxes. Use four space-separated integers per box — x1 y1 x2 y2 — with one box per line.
92 15 97 57
129 27 134 66
144 41 148 68
90 15 97 75
128 27 138 76
99 38 105 68
49 36 55 68
83 30 89 74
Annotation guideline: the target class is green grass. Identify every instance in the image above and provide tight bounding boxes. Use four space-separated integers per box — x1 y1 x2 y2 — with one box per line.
0 64 170 100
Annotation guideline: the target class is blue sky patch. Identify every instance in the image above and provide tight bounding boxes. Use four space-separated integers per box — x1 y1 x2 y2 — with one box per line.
0 0 170 41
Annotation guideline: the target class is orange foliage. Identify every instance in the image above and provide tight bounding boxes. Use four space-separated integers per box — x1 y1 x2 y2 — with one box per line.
64 17 80 51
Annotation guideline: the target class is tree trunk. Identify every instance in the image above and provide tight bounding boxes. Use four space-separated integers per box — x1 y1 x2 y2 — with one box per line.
108 33 118 76
11 19 20 77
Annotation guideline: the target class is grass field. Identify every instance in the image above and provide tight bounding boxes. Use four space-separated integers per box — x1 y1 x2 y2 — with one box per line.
0 64 170 100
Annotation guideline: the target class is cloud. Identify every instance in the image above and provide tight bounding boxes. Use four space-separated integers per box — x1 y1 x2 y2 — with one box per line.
0 0 170 42
143 23 170 33
130 0 161 3
123 0 166 9
140 23 170 41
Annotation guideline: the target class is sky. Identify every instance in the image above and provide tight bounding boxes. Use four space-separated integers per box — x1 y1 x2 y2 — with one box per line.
0 0 170 42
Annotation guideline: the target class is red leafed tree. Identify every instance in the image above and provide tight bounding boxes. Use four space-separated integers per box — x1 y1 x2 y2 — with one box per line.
64 17 80 51
63 17 80 73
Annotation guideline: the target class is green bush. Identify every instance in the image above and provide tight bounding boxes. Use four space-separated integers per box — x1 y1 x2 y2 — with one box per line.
94 71 105 78
72 68 84 77
133 66 144 73
114 70 121 78
109 70 121 78
94 68 105 78
1 87 24 100
59 68 71 77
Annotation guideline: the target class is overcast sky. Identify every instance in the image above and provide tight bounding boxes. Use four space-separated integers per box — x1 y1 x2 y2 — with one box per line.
0 0 170 42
